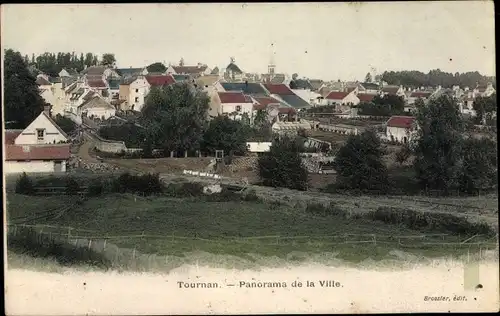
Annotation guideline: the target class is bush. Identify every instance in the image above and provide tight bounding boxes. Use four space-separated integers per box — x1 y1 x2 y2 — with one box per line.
87 178 104 197
65 177 81 195
305 202 347 217
241 189 260 202
8 227 111 269
15 172 35 195
112 172 163 196
205 187 241 202
367 206 495 237
164 182 204 198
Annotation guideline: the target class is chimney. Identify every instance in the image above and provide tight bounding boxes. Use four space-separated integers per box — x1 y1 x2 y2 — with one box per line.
43 104 52 116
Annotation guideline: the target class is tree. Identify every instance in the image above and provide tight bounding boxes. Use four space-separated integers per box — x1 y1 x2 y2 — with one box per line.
202 116 250 156
364 72 372 83
140 83 209 155
332 129 389 193
292 73 298 80
472 94 497 125
258 135 308 191
53 114 77 135
147 62 167 73
458 137 497 194
101 53 116 67
413 95 465 193
4 49 47 129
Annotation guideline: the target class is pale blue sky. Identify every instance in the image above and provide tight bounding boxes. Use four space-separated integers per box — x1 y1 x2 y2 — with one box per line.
1 2 496 81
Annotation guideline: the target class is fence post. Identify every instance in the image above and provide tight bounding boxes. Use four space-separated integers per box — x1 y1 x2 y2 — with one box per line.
372 234 377 246
103 239 107 251
88 239 92 250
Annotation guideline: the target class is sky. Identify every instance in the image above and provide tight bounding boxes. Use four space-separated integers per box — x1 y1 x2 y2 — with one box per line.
1 2 496 81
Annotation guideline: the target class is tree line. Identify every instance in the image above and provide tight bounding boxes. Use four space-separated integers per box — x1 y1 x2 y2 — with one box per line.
381 69 495 89
25 52 117 77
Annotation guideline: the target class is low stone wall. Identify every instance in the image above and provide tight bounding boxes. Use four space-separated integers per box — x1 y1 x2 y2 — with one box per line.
182 169 223 179
318 123 359 135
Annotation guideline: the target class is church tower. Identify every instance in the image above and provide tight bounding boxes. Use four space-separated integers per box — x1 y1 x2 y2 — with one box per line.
268 44 276 77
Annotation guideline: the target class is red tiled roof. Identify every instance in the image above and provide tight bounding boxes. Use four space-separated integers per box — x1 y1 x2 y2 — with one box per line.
387 116 416 128
410 91 431 98
87 79 107 88
5 144 71 161
263 84 294 95
5 130 22 145
218 92 249 104
357 93 376 102
326 91 350 100
145 75 176 86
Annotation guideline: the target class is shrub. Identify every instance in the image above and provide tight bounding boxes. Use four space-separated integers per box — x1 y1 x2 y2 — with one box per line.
241 189 260 202
15 172 35 195
65 177 81 195
112 172 163 196
164 182 204 198
306 202 347 217
87 178 104 197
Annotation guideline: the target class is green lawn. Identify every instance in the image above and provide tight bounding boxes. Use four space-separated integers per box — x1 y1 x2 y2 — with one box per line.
6 193 496 265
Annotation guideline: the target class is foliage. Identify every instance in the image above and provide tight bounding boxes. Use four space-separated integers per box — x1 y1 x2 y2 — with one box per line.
305 105 336 114
4 49 47 129
368 207 495 237
202 116 251 155
15 173 35 195
458 137 498 194
413 95 466 193
257 135 309 191
147 62 167 73
29 52 101 76
163 182 204 198
382 69 495 89
140 84 210 154
53 114 77 135
332 130 389 193
472 93 497 125
305 202 347 217
395 143 412 165
87 178 104 197
100 53 116 67
356 102 391 116
112 173 163 196
65 177 81 195
98 123 147 148
364 72 372 83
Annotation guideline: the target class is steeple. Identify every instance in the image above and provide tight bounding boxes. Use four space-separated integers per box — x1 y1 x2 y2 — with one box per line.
268 48 276 76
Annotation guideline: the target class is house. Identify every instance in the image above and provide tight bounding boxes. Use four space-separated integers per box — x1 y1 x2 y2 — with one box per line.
48 78 67 116
81 66 119 80
357 93 377 103
475 83 496 97
172 74 192 82
79 95 116 120
325 91 360 108
291 89 322 107
118 75 176 112
253 97 296 122
386 116 417 144
360 82 380 94
116 67 148 79
220 82 269 96
195 75 220 90
4 106 71 174
84 75 110 99
263 84 311 110
407 91 432 105
36 74 55 107
59 68 79 77
223 58 244 82
212 91 254 121
107 78 121 100
165 63 212 78
380 85 405 97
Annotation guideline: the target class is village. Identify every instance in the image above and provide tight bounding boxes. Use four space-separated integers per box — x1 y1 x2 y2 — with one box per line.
4 54 497 182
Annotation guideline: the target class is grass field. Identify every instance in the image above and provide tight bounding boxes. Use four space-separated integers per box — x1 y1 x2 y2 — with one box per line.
6 192 498 269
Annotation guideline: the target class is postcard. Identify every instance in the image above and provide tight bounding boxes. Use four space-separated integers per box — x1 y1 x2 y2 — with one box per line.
2 2 499 315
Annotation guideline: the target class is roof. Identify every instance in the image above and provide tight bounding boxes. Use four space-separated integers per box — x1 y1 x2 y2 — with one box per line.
361 82 380 90
221 82 268 95
410 91 432 98
277 107 297 115
270 74 286 84
82 91 96 101
293 79 313 90
172 74 191 82
253 96 282 110
87 78 107 88
70 88 86 100
309 79 324 91
218 92 249 103
263 84 294 95
196 75 219 87
122 76 139 85
382 86 400 94
278 94 311 109
326 91 350 100
386 116 416 128
42 112 69 138
61 68 78 76
357 93 377 102
5 130 23 145
107 78 121 89
5 144 71 161
226 63 243 74
82 66 107 76
48 76 62 84
36 77 52 86
80 96 115 110
210 67 219 75
116 68 144 77
346 87 357 93
145 75 176 87
172 65 207 75
62 77 77 89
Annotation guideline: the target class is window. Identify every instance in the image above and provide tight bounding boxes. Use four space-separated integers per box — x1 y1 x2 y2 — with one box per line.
36 129 45 141
136 89 139 93
135 97 139 102
236 105 242 112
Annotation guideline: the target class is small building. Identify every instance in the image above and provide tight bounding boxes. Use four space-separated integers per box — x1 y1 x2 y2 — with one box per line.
4 106 71 174
216 91 254 121
380 85 406 97
59 68 79 77
325 91 360 109
407 91 432 105
386 115 417 144
165 63 212 78
79 95 116 120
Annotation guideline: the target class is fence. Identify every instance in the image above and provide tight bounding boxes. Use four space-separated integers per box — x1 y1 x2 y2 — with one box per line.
7 223 499 271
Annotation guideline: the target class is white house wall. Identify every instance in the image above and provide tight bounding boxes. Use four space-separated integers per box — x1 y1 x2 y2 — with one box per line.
220 102 253 118
84 108 116 120
4 160 67 174
15 113 68 145
128 78 150 111
386 126 414 143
